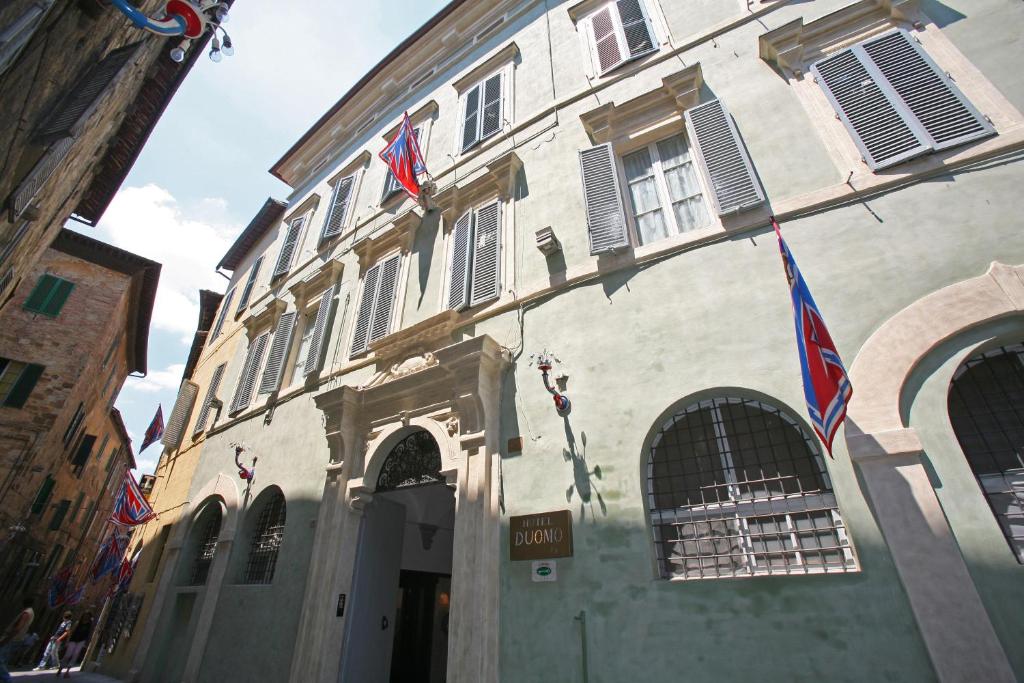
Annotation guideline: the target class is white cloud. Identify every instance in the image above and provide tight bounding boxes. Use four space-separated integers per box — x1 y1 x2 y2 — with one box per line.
125 363 186 394
89 184 236 341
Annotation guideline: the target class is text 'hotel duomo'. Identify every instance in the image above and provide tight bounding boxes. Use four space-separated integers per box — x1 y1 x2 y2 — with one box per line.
113 1 1024 682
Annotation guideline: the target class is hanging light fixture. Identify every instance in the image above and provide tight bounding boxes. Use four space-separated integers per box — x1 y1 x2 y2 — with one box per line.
108 0 236 63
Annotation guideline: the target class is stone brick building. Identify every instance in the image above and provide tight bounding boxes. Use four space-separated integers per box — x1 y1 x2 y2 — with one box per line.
0 228 158 637
0 0 224 311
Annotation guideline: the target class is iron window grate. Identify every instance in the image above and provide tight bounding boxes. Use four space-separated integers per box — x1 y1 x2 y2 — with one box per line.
243 493 286 584
189 512 222 586
646 397 857 579
948 343 1024 563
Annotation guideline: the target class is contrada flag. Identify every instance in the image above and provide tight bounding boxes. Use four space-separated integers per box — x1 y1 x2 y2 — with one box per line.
47 566 73 608
140 405 164 452
773 217 852 457
110 470 156 526
380 112 427 200
91 531 128 583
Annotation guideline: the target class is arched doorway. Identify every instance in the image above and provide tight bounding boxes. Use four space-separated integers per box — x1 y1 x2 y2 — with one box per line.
341 429 455 683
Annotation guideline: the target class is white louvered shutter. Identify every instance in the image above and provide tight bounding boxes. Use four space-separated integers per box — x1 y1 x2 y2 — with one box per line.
579 143 629 254
447 211 473 311
350 263 381 356
273 217 305 277
235 256 263 314
616 0 656 60
480 73 503 140
209 288 235 342
193 363 226 435
368 254 401 345
230 333 269 413
469 201 501 306
685 99 765 215
162 380 198 449
322 176 355 240
461 85 482 151
860 31 993 152
813 46 929 170
591 7 623 74
258 312 296 394
304 286 337 376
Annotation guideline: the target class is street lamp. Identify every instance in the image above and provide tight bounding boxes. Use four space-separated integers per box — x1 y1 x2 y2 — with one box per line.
108 0 236 63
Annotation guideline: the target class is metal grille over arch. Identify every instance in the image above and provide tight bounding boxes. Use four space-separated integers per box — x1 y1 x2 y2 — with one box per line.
188 504 222 586
243 489 287 584
948 343 1024 563
646 396 857 579
376 429 444 491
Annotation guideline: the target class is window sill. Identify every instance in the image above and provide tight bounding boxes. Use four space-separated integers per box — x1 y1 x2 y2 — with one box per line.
662 564 861 583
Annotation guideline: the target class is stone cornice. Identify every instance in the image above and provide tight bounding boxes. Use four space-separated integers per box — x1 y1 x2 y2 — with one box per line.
432 149 522 225
452 41 519 93
352 209 422 272
366 310 461 365
759 0 920 76
566 0 609 23
580 63 703 144
380 100 440 141
284 192 321 224
329 151 370 184
242 298 286 336
288 258 344 308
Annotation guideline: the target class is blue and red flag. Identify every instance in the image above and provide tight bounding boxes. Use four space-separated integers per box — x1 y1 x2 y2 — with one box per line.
114 554 137 594
47 566 73 608
773 217 852 457
110 470 156 527
140 405 164 452
91 531 128 583
379 112 427 200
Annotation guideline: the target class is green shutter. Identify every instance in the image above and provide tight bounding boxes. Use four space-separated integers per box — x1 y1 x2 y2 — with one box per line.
49 499 70 531
4 363 43 408
23 275 56 311
23 275 74 316
31 475 55 514
43 278 74 315
71 434 97 470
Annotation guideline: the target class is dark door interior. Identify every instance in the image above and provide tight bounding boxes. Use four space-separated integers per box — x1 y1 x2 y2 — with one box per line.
389 570 451 683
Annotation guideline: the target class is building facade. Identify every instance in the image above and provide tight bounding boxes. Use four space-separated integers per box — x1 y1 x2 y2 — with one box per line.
128 0 1024 681
0 229 158 640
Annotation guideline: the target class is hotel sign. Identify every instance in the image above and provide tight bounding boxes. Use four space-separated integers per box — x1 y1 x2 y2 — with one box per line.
509 510 573 561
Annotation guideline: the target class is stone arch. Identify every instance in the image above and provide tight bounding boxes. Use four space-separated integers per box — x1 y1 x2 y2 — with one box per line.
844 262 1024 459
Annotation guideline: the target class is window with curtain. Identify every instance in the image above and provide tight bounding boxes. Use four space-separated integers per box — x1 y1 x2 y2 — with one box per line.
622 133 709 246
646 396 856 579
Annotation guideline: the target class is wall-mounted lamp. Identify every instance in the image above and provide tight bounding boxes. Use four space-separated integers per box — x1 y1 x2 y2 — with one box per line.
232 444 256 481
531 351 570 416
108 0 235 63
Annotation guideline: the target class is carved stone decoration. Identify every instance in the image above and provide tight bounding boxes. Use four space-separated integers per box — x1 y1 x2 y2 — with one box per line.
445 416 459 436
375 430 444 491
361 352 440 389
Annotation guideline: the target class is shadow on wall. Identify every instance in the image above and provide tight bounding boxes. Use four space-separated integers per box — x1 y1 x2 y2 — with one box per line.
562 417 606 521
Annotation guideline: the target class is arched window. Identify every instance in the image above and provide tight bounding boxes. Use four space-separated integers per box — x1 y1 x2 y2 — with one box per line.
243 489 287 584
948 343 1024 563
646 396 856 579
188 504 222 586
376 430 443 491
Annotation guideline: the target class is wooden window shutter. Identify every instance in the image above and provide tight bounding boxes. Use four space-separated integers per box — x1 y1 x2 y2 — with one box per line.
193 363 227 435
210 288 235 342
273 217 305 278
11 136 73 219
304 286 337 376
461 85 482 151
350 263 381 356
4 363 43 408
24 274 73 316
34 43 137 143
480 73 503 140
31 475 55 514
812 47 929 170
323 175 355 240
861 31 993 152
71 434 96 469
616 0 656 60
0 221 30 268
163 380 198 449
230 333 269 413
63 403 84 446
49 499 70 531
259 311 297 392
447 211 473 311
369 254 401 345
579 143 629 254
685 99 766 215
235 256 264 314
591 7 624 74
469 201 501 306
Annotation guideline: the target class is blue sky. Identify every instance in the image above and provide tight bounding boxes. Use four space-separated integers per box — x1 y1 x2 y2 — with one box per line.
70 0 448 473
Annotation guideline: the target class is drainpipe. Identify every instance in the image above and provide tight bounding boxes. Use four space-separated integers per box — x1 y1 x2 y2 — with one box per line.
574 610 589 683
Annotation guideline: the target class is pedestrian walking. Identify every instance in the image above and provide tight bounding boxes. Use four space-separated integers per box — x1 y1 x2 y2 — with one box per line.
33 611 72 671
13 632 38 666
56 612 93 678
0 598 35 683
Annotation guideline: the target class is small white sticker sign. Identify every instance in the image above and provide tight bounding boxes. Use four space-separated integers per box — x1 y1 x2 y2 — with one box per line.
532 560 557 583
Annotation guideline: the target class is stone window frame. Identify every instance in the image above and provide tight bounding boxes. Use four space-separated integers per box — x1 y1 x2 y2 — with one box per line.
451 42 519 158
758 0 1022 180
567 0 672 81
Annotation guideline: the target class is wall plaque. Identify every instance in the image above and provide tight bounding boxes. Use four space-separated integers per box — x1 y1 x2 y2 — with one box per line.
509 510 573 561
